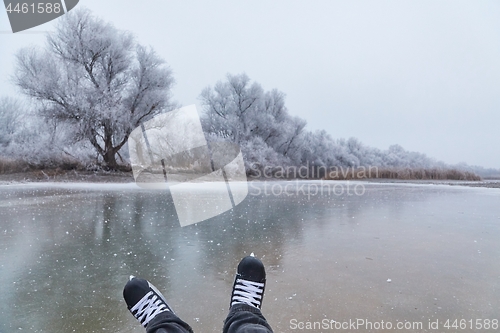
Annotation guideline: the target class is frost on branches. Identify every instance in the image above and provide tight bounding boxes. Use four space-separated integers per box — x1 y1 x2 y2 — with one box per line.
14 8 175 170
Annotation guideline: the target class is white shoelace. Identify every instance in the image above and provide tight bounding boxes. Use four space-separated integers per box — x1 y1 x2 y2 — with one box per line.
231 278 265 308
130 291 169 327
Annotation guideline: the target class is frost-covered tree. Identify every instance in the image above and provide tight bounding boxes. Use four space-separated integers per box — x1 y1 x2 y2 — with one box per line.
200 74 307 169
200 73 263 144
14 8 175 170
0 97 23 147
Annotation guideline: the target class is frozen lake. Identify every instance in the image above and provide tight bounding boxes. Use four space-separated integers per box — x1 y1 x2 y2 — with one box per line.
0 181 499 332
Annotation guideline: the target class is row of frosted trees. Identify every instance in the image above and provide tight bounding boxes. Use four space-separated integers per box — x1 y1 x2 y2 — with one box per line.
200 73 425 170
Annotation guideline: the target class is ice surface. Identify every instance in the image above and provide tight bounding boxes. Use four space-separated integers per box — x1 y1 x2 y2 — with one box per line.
0 182 499 332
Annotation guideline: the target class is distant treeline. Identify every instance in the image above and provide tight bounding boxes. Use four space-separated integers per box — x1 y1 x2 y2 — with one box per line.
200 74 491 181
0 72 495 181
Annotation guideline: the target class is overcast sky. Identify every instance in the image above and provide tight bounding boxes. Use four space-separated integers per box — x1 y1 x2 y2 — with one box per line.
1 1 499 168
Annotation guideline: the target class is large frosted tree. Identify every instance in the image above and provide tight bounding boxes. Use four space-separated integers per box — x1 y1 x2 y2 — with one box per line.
14 8 175 170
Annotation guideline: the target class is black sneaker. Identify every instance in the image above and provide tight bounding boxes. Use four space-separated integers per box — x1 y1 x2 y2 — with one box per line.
123 276 173 328
230 253 266 309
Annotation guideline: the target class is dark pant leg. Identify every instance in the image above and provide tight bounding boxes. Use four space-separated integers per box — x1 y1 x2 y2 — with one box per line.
146 311 194 333
223 304 274 333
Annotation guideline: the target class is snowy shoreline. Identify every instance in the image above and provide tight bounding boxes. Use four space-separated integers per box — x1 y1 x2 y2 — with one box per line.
0 170 134 185
0 170 499 188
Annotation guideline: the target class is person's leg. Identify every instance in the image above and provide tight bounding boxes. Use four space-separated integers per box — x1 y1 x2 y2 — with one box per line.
223 255 274 333
123 276 194 333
